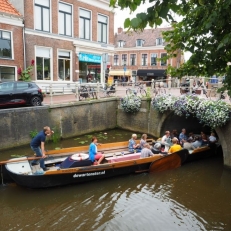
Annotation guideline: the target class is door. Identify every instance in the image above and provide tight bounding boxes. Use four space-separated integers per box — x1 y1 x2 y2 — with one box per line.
13 82 30 105
0 82 14 106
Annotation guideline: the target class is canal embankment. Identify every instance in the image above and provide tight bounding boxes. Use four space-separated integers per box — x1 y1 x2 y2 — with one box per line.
0 98 231 168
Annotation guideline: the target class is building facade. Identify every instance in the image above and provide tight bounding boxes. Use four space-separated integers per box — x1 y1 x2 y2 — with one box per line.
11 0 114 83
0 0 24 81
110 27 182 82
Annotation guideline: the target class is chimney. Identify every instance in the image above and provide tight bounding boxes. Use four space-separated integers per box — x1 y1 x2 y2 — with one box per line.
118 27 123 34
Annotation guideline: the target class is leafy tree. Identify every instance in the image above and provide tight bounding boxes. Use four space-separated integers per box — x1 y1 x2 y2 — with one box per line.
110 0 231 94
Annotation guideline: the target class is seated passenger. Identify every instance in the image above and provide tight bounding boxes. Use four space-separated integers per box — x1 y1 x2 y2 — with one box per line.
179 128 188 146
170 129 179 140
152 143 168 155
188 132 195 142
183 138 195 151
89 136 105 165
140 143 154 158
201 134 209 146
161 131 171 152
192 136 202 149
128 134 141 153
140 134 147 149
168 138 182 154
209 132 217 143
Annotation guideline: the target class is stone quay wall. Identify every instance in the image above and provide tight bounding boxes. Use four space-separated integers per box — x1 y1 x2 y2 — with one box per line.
0 98 230 168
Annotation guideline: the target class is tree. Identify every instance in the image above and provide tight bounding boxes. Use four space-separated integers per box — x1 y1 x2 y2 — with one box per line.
110 0 231 94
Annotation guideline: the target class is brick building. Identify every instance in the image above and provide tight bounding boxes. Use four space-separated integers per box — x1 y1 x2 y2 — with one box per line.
0 0 24 81
110 27 182 82
11 0 114 83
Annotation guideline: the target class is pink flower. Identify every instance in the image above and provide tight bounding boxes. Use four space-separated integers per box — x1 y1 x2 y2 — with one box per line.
17 67 22 75
31 59 35 66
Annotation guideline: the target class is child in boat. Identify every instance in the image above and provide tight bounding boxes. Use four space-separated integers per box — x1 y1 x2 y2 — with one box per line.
89 136 105 165
128 134 141 153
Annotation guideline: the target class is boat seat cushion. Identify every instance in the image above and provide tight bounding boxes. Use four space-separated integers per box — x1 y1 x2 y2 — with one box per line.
106 153 141 163
60 156 92 169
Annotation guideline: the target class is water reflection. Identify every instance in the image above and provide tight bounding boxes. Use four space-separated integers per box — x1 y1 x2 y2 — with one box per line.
1 156 231 230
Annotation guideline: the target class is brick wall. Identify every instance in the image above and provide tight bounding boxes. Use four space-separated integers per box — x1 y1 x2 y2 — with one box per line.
0 22 24 78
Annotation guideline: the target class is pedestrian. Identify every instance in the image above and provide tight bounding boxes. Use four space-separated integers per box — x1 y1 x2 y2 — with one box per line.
30 126 54 171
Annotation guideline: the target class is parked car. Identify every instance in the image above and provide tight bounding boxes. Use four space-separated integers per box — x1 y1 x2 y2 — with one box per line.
0 81 43 107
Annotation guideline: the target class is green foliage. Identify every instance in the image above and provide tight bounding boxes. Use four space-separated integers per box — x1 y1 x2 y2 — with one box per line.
110 0 231 94
18 60 35 81
50 127 61 143
29 130 38 138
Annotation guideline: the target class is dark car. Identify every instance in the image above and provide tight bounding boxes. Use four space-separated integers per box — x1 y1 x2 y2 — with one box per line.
0 81 43 107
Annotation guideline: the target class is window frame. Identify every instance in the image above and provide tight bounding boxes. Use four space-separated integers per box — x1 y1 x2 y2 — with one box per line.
34 0 51 32
79 8 91 40
97 14 108 44
130 54 136 66
121 54 127 65
136 39 143 47
57 49 72 82
113 54 119 66
150 53 158 66
141 54 148 66
0 30 13 60
160 53 167 66
156 37 163 46
58 2 73 37
35 46 53 81
0 65 16 81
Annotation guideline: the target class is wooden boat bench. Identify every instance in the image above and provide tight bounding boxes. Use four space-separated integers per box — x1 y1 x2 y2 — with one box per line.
106 153 141 163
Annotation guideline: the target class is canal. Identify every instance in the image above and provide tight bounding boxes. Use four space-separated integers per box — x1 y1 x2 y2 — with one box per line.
0 130 231 230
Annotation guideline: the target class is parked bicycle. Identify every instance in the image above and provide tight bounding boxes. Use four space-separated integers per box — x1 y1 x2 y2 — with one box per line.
100 83 116 97
126 84 147 97
78 85 96 100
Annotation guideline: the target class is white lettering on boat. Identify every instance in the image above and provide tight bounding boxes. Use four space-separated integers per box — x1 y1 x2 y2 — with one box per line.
73 171 105 178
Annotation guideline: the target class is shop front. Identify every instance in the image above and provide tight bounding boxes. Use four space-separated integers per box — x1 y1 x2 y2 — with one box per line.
108 69 132 83
137 69 166 81
78 52 102 83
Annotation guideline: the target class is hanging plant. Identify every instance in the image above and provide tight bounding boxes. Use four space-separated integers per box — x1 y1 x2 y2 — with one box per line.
120 93 141 113
152 93 230 129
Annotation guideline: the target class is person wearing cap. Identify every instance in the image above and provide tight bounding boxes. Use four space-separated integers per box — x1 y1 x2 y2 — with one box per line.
168 137 182 153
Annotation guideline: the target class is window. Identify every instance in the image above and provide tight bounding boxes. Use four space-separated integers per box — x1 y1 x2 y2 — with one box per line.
118 40 125 47
130 54 136 66
156 37 163 45
98 14 108 43
114 55 119 66
59 2 72 36
161 53 167 66
0 30 12 59
36 47 51 80
142 54 147 66
151 53 157 66
79 9 91 40
0 82 14 91
58 51 71 81
0 66 15 81
122 54 127 65
16 82 30 90
136 39 143 47
35 0 50 32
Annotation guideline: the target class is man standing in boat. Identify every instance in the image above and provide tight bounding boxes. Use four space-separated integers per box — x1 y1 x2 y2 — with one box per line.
30 126 54 171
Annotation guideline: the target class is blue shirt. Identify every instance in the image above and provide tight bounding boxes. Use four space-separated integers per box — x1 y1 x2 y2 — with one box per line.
30 131 46 148
89 142 97 162
179 132 187 142
128 139 136 152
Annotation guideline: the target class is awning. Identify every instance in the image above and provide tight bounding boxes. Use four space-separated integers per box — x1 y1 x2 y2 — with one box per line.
137 69 166 77
109 70 132 76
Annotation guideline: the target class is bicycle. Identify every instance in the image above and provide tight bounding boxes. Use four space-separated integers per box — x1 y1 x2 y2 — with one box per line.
78 85 96 100
153 86 166 96
126 85 147 97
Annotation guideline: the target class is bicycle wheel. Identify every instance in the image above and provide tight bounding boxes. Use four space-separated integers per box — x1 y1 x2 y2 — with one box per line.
140 89 147 97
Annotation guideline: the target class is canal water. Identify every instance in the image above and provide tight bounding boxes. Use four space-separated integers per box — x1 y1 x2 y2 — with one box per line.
0 131 231 230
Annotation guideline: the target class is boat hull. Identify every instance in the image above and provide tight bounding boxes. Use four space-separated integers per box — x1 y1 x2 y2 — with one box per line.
6 162 152 189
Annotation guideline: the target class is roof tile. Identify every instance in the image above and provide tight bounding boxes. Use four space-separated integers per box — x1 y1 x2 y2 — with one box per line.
0 0 21 16
115 27 172 47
